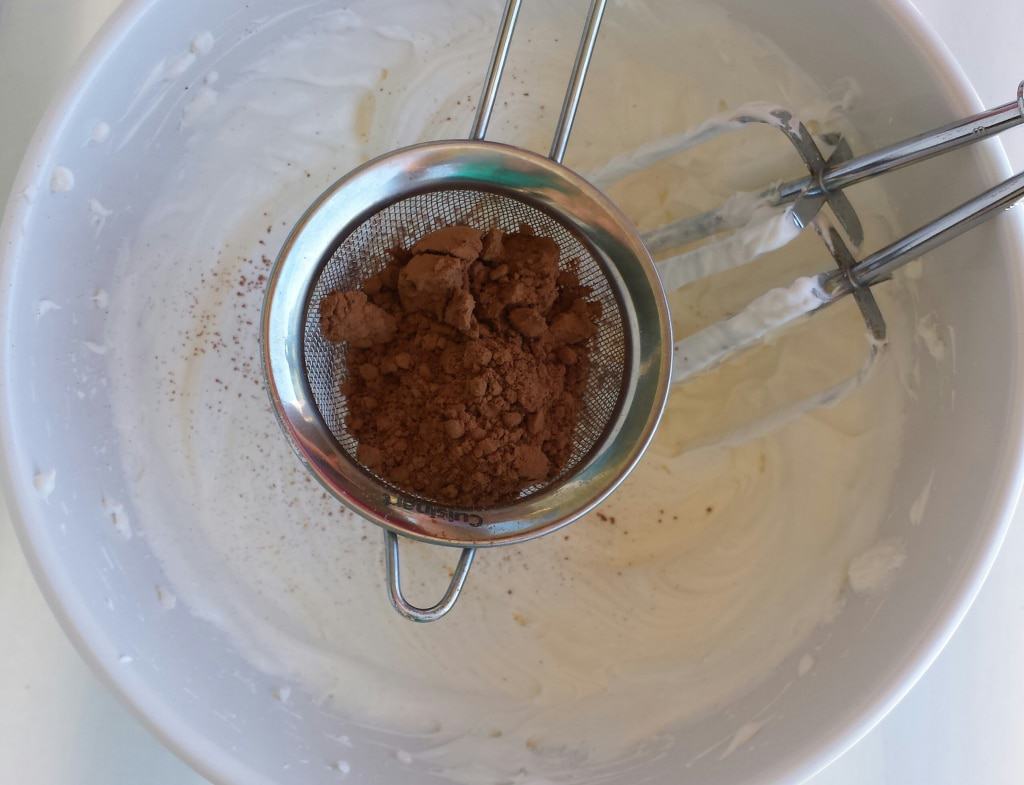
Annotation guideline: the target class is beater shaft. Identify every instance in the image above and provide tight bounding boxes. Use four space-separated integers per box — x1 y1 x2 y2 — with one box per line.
783 93 1024 207
825 169 1024 296
645 82 1024 253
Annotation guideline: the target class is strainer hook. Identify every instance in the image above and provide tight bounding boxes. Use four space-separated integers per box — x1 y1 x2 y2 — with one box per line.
385 532 476 622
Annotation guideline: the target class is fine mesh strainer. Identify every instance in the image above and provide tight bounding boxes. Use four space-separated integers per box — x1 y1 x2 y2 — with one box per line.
305 190 629 499
261 0 672 622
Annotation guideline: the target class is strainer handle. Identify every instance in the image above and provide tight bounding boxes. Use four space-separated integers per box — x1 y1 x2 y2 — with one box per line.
548 0 608 164
470 0 522 141
384 531 476 623
469 0 609 165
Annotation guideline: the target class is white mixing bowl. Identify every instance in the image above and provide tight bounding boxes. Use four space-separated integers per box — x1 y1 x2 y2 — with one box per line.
2 1 1023 784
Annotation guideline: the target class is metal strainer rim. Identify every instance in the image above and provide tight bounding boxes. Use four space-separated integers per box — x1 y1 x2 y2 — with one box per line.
261 140 672 548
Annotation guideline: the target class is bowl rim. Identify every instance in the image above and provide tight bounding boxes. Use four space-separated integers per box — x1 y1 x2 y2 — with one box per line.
1 1 1022 784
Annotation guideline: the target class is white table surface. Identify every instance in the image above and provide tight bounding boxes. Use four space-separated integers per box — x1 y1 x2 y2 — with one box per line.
2 1 1023 783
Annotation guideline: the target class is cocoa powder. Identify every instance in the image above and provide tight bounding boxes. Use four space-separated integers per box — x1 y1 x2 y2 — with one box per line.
319 224 600 507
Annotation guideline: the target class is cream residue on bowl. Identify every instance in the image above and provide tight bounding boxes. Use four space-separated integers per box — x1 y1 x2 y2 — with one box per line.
105 0 921 780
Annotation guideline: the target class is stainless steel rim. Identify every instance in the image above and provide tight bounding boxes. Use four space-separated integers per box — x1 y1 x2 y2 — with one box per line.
261 140 672 548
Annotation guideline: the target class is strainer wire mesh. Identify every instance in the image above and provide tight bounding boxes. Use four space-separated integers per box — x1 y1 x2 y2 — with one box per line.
303 188 627 507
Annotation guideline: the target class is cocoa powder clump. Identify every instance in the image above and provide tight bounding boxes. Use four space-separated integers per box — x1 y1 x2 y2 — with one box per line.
319 224 601 507
320 290 396 348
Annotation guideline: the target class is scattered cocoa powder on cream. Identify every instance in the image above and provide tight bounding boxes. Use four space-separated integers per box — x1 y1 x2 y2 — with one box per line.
319 224 600 507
